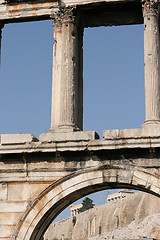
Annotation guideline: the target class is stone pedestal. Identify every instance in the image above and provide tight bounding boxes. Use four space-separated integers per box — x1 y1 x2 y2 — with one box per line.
39 130 99 142
50 8 83 133
142 0 160 126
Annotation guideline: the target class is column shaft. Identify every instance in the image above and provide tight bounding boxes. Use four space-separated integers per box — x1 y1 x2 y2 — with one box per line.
143 0 160 124
60 19 78 130
0 28 1 63
51 8 83 132
0 22 3 65
51 21 62 130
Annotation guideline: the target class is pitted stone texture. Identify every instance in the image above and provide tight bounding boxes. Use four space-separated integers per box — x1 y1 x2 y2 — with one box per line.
0 183 7 200
0 225 16 238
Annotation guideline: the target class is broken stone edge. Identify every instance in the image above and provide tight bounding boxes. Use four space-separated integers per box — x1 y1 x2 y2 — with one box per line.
0 134 38 145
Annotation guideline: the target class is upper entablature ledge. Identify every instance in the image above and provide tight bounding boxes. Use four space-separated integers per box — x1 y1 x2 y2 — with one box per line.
0 1 58 22
0 0 142 23
62 0 139 6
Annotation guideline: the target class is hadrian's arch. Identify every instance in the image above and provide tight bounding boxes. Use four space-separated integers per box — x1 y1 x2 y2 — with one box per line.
13 163 160 240
1 0 160 239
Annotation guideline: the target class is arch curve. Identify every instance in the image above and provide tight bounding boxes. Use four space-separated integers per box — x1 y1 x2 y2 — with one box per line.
12 164 160 240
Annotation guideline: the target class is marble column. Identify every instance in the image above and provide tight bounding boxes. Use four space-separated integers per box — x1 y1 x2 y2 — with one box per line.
0 22 4 65
51 8 83 132
142 0 160 125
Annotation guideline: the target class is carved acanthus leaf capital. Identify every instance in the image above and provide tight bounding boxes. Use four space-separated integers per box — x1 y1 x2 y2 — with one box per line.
142 0 159 16
52 7 76 28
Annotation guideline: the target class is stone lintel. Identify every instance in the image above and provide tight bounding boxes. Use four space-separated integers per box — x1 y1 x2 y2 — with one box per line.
1 134 38 145
0 0 143 25
39 131 99 142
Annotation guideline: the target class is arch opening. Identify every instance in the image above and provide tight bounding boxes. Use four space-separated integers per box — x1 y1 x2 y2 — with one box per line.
44 187 160 240
12 166 160 240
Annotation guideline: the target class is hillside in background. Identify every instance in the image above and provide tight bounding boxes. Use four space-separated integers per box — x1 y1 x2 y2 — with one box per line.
44 191 160 240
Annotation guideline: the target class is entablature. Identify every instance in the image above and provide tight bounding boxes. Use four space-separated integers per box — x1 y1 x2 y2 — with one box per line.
0 0 143 26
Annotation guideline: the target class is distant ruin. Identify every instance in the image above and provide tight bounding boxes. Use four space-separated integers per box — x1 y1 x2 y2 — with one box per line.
70 204 83 217
44 191 160 240
107 189 134 203
70 189 134 215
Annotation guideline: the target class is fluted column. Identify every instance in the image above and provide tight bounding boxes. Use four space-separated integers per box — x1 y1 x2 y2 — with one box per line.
0 28 1 64
51 8 83 132
51 15 62 131
142 0 160 125
0 22 4 65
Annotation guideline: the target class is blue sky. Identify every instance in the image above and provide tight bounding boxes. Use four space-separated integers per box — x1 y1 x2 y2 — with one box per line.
0 21 144 220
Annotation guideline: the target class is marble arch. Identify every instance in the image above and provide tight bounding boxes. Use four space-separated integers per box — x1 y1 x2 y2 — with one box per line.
13 164 160 240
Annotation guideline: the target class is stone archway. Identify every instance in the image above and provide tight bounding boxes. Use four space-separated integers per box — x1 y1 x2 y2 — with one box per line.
12 163 160 240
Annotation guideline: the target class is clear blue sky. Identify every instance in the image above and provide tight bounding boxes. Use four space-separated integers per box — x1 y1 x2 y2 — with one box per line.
0 20 144 220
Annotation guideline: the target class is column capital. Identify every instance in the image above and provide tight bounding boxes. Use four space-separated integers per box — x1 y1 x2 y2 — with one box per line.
142 0 159 17
51 7 76 28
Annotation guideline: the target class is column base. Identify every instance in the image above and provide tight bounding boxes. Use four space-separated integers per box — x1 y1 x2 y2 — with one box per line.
142 121 160 137
39 131 99 142
143 120 160 125
50 125 80 133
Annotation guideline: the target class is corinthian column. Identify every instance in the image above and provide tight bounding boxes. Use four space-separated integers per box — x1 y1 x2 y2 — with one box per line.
142 0 160 125
50 7 83 132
